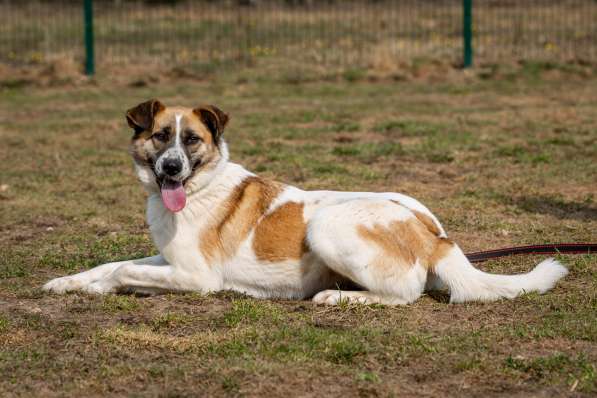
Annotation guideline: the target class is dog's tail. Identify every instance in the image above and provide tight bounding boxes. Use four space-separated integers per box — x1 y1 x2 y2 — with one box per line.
432 244 568 303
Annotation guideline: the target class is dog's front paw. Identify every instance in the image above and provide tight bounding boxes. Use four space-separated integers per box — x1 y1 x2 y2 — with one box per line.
43 276 83 294
81 281 113 295
43 276 114 295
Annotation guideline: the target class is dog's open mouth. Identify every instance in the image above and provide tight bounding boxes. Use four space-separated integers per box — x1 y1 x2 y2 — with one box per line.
160 178 186 212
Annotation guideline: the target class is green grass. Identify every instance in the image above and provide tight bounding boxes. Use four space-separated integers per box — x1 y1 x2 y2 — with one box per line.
504 353 596 392
332 142 405 163
0 316 9 333
374 120 442 137
0 65 595 396
101 295 141 313
223 299 283 328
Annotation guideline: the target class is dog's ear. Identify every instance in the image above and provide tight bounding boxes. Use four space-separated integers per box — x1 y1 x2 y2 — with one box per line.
126 99 165 135
193 105 229 142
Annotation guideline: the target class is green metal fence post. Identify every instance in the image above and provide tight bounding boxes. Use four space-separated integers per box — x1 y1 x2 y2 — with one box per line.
83 0 95 75
463 0 473 68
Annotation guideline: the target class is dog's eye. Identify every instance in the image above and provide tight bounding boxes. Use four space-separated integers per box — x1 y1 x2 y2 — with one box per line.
153 131 169 142
185 135 201 145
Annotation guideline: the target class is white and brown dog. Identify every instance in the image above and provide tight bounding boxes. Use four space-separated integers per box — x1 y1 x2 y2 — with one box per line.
43 100 568 304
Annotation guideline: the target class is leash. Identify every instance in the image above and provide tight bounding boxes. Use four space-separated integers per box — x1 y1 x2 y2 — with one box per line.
465 243 596 263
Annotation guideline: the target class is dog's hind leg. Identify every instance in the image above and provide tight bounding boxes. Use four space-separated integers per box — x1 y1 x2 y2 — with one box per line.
307 199 436 305
311 264 427 306
43 255 167 294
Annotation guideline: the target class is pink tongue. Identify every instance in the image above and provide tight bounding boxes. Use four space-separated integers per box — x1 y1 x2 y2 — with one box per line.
160 180 186 212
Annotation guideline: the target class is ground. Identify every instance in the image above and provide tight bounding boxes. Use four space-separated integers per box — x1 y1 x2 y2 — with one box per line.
0 63 596 397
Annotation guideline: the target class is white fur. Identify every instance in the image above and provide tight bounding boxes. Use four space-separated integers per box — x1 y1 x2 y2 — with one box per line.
434 246 569 303
44 137 568 304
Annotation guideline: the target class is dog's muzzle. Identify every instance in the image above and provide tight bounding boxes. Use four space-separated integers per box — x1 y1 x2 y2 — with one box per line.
162 157 183 177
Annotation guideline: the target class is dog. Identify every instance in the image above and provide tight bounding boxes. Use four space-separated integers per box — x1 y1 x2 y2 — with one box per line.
43 100 568 304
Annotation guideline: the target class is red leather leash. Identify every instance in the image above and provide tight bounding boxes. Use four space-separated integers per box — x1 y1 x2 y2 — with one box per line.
465 243 596 263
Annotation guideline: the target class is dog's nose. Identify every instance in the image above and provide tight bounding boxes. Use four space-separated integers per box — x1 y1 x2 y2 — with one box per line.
163 158 182 176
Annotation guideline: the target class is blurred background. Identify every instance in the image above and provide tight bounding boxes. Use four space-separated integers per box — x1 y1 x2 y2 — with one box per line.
1 0 596 78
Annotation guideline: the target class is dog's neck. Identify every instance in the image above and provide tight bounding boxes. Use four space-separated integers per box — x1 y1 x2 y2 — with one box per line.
185 140 234 196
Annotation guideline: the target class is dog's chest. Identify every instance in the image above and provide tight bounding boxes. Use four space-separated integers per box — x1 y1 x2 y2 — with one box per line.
146 196 204 270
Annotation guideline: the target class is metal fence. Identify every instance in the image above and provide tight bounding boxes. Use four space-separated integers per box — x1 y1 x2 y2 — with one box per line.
1 1 596 74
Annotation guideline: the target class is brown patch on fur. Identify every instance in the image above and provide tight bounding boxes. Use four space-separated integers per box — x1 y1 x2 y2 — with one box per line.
128 103 166 165
389 200 442 238
253 202 309 262
183 108 215 146
429 237 454 266
357 215 453 271
199 177 282 265
126 99 165 134
193 105 229 143
412 210 442 237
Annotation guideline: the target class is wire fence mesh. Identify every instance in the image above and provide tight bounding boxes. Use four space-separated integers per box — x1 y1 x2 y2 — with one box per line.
1 0 596 73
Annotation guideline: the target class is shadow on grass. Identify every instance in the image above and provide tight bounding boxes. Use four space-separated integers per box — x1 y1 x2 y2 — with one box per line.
426 291 450 303
512 195 597 221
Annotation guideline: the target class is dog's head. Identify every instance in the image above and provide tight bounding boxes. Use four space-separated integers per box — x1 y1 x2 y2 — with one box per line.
126 99 229 212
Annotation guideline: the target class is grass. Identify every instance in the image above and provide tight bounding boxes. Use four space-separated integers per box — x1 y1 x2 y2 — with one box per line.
504 353 596 392
0 63 596 396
